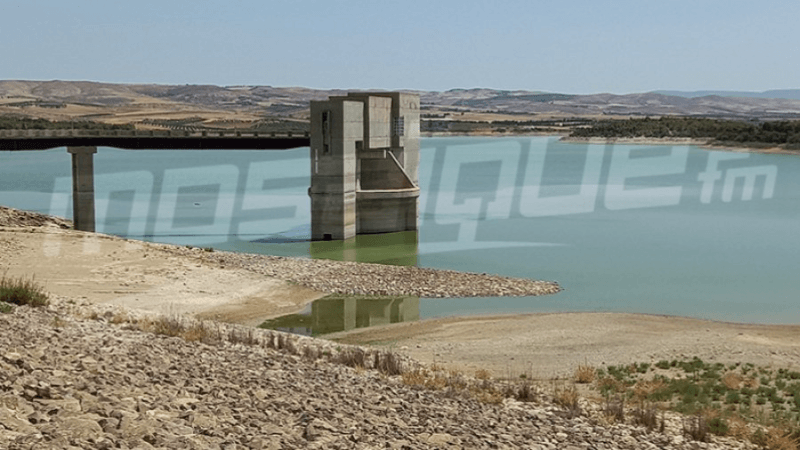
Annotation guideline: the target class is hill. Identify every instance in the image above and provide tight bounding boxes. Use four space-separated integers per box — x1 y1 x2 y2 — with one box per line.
653 89 800 101
4 81 800 134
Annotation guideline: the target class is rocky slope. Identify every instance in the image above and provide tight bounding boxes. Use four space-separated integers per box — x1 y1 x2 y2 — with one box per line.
0 206 71 229
0 300 755 450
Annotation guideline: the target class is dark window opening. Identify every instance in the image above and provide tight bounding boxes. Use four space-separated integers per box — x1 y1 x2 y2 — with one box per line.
322 111 331 154
393 116 405 136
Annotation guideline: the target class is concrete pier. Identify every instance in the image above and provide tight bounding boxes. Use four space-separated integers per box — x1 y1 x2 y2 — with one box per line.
309 92 420 240
67 146 98 232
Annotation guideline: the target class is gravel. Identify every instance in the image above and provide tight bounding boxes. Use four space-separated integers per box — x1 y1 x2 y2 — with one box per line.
0 301 755 449
166 247 561 298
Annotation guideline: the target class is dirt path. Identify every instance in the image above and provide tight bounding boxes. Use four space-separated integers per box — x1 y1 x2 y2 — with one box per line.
327 312 800 379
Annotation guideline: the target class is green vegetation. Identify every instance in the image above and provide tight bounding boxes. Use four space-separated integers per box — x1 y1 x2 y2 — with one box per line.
0 116 134 131
591 357 800 445
0 302 13 314
570 116 800 150
0 271 49 307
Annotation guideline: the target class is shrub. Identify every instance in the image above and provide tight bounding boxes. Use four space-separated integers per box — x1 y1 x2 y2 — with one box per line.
475 369 492 380
0 302 14 314
554 383 581 417
0 272 49 307
633 402 661 431
604 395 625 423
684 414 708 442
655 360 671 370
375 351 403 376
514 381 538 402
707 416 729 436
722 372 743 390
575 364 596 384
726 391 742 404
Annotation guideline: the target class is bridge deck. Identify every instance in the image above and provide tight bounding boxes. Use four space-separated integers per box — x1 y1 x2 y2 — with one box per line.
0 129 310 150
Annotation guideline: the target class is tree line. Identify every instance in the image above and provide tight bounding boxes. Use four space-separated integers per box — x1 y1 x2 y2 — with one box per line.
570 117 800 150
0 116 134 131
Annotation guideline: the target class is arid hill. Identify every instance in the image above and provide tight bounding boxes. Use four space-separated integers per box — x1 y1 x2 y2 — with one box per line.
3 81 800 130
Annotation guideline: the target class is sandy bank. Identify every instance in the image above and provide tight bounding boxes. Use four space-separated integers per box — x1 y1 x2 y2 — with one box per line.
0 226 324 327
0 206 558 327
328 312 800 380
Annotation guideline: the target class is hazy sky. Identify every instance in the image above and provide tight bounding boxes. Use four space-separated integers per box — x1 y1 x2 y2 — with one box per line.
2 0 798 94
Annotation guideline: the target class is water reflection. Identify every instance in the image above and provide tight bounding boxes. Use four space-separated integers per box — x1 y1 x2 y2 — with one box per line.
259 295 420 336
260 232 421 336
308 231 419 266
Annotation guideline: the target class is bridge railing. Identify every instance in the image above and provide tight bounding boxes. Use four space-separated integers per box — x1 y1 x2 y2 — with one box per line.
0 129 310 139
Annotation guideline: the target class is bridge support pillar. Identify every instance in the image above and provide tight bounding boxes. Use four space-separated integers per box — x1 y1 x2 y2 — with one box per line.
67 146 97 232
309 93 419 241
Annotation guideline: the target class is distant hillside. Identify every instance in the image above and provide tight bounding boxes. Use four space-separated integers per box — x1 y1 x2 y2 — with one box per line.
654 89 800 101
4 80 800 122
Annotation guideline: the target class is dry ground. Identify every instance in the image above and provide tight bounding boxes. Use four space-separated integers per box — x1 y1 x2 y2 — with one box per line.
3 209 799 382
0 226 323 326
327 313 800 380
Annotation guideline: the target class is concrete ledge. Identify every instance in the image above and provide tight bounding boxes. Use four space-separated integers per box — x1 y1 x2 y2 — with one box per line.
356 188 420 200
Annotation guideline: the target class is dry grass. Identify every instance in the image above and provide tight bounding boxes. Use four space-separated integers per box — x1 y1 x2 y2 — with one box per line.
475 369 492 380
743 376 760 389
333 347 368 369
133 315 221 345
683 413 709 442
764 427 800 450
0 271 48 307
574 364 596 384
604 395 625 423
401 369 448 390
109 312 129 324
182 322 217 343
725 415 752 441
633 401 661 432
722 372 743 390
597 376 624 394
375 351 404 376
302 345 321 361
633 378 666 400
554 383 581 417
472 388 504 405
514 381 539 402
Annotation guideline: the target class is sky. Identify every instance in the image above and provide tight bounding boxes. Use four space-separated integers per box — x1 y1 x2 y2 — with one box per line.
1 0 798 94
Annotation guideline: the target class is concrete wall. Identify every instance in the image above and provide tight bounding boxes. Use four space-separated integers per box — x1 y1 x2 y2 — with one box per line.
309 100 362 240
309 92 420 240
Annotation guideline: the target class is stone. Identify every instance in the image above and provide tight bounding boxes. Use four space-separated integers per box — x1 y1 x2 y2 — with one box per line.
58 417 104 441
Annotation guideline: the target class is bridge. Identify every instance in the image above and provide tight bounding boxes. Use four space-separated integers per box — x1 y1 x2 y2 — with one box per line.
0 129 310 151
0 92 420 240
0 129 311 232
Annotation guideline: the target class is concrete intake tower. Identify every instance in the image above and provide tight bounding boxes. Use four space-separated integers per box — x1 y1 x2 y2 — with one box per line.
309 92 420 241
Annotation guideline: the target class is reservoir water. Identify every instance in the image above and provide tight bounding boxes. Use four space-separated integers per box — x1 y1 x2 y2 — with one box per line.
2 137 798 332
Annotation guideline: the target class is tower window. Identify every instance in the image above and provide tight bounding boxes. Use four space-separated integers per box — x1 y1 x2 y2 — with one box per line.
393 116 405 136
322 111 331 154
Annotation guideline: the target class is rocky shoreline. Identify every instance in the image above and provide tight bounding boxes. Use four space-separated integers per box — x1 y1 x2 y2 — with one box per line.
0 299 754 449
165 246 560 299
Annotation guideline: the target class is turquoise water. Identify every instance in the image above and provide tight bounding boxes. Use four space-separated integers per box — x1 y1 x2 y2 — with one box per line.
2 137 798 329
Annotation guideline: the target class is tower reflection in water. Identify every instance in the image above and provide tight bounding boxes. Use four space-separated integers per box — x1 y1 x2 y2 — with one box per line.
259 231 421 336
